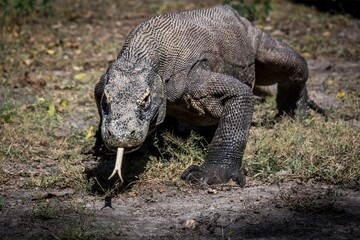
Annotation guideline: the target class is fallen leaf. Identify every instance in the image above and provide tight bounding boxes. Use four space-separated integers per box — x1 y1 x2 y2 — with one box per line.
24 58 33 65
37 96 46 103
256 23 264 29
128 191 137 197
302 52 312 58
327 79 334 86
58 98 68 111
46 49 55 55
48 102 56 117
85 126 94 139
157 187 166 193
323 31 331 37
336 91 346 99
72 65 82 71
264 25 273 31
75 73 87 81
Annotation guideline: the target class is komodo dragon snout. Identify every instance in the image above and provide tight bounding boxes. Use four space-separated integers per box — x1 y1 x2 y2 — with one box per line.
99 60 165 152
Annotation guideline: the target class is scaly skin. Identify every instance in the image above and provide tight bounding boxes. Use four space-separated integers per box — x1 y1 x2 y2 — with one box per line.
94 5 324 185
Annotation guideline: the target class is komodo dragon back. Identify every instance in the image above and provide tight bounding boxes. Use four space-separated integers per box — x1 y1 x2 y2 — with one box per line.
94 5 325 185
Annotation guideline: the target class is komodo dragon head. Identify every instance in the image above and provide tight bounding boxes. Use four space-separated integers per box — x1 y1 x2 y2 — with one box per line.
99 59 166 152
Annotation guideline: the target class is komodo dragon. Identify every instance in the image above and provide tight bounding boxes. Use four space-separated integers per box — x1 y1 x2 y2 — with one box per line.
94 5 324 185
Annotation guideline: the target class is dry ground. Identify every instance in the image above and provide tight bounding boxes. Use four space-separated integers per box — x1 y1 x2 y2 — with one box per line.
1 0 359 239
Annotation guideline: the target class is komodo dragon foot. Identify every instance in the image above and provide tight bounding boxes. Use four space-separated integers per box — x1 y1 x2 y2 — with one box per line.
181 164 246 187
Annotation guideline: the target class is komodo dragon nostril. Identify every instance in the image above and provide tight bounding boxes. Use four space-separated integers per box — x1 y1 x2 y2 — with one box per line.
130 130 136 137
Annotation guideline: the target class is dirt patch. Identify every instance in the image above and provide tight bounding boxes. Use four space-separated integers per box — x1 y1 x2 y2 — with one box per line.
1 182 359 239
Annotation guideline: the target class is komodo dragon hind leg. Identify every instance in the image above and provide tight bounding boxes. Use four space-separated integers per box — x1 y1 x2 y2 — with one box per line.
275 83 327 120
256 32 326 119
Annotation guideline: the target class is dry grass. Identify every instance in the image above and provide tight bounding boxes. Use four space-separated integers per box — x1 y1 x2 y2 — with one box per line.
139 131 206 185
244 117 360 184
0 93 91 190
137 115 360 186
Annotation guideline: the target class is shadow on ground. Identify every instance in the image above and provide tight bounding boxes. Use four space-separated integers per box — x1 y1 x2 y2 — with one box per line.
293 0 360 18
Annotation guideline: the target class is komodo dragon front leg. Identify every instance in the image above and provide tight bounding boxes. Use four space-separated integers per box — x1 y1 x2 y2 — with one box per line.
180 64 254 185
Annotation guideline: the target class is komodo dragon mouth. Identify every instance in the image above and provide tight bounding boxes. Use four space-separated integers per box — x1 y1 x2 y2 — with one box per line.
107 112 160 181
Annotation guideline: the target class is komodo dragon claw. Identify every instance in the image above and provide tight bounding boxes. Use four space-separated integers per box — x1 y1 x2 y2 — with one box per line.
181 164 246 187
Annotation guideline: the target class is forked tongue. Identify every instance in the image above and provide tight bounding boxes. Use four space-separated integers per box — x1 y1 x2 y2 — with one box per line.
108 147 124 182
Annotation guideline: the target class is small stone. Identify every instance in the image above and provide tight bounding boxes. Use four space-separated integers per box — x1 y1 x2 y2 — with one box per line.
184 219 197 229
207 188 217 194
157 187 166 193
128 191 137 197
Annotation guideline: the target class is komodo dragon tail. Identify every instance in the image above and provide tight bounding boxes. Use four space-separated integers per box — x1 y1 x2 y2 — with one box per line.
307 99 327 118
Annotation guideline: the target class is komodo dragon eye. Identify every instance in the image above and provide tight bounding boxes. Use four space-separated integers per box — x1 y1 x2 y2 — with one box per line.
101 89 110 114
137 89 151 107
